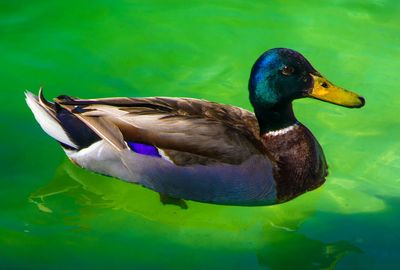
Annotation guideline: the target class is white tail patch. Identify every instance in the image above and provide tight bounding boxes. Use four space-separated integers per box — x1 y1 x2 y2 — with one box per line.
25 91 78 149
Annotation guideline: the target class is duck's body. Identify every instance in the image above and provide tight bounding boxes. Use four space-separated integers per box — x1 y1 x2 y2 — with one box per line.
26 48 364 206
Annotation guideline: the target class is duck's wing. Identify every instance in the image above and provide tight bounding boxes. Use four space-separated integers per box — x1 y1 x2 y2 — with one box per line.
55 96 267 166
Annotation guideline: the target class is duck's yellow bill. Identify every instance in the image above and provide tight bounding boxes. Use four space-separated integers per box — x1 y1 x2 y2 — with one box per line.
309 74 365 108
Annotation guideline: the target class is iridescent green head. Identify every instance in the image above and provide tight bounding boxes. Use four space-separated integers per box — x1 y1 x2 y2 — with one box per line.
248 48 365 133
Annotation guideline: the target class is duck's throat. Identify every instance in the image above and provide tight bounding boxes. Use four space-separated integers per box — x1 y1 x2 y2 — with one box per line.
255 102 298 134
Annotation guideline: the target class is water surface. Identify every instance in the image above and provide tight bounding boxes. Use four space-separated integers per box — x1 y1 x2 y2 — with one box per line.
1 0 400 269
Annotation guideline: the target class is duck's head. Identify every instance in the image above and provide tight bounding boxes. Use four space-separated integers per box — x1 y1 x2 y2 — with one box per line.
249 48 365 133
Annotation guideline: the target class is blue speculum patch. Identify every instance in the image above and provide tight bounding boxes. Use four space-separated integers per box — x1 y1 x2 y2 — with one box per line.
127 142 161 157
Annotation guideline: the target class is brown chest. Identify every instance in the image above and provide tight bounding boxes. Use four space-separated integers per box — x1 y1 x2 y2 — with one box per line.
262 124 327 202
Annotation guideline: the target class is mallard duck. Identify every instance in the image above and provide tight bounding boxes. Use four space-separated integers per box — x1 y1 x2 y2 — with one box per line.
25 48 365 206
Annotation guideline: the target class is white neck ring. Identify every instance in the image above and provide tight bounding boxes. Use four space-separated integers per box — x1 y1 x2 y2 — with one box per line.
264 123 298 137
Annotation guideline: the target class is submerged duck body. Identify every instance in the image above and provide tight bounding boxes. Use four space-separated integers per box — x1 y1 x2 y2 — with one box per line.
26 48 365 206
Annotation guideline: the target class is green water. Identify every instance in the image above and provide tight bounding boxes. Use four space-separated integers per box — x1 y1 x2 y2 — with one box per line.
1 0 399 269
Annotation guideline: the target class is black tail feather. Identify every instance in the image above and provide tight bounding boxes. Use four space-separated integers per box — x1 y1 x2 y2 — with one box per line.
55 103 101 150
39 89 101 150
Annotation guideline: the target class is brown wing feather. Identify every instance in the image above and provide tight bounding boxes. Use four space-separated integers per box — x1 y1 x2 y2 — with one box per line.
59 104 126 150
56 96 266 165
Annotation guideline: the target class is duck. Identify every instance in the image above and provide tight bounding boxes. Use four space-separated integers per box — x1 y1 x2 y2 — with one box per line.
25 48 365 206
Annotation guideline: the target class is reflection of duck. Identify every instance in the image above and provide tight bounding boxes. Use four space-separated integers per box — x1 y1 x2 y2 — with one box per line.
256 230 361 269
26 48 365 206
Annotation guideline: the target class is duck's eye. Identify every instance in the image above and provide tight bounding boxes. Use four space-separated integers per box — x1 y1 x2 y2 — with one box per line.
281 66 294 76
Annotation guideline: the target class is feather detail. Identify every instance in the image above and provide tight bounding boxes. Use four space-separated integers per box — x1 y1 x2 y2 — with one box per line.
38 86 55 111
57 103 126 151
158 149 175 164
54 96 272 166
25 90 78 149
